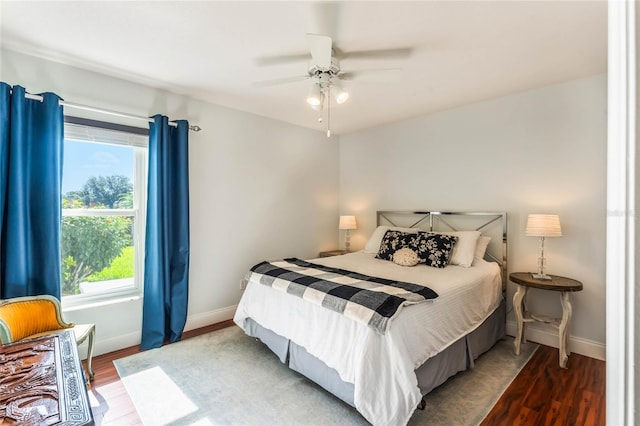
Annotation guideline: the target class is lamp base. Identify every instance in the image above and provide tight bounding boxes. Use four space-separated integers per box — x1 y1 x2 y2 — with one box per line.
531 273 552 280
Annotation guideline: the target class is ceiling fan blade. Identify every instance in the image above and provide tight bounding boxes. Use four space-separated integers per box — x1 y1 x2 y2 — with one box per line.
338 68 402 82
253 75 310 87
306 33 332 68
254 53 311 66
312 1 343 39
339 47 413 61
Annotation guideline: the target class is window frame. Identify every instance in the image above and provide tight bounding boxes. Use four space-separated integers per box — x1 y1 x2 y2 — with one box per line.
60 117 148 309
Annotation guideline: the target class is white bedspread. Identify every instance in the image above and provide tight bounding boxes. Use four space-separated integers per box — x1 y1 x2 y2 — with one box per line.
233 251 502 426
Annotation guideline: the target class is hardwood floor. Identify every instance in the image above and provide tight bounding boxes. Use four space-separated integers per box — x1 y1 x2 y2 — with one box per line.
87 322 605 425
481 344 606 426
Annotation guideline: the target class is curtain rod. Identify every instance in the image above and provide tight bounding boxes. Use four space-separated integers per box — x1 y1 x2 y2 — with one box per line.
23 92 202 132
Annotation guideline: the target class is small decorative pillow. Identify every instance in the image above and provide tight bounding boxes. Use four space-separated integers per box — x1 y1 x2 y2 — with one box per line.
392 247 420 267
415 233 458 268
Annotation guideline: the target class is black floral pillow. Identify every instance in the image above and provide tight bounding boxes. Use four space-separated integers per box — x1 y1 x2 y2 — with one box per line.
415 233 458 268
376 230 458 268
376 230 423 261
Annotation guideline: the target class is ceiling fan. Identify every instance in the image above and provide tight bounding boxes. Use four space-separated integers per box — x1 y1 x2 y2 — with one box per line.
255 33 411 137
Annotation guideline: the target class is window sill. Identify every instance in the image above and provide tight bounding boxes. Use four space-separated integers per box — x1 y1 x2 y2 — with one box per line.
62 294 142 313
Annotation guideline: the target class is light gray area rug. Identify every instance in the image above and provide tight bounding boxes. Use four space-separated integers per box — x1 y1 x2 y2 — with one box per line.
114 326 537 426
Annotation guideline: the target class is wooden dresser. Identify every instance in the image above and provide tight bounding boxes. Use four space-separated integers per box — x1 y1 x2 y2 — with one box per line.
0 330 94 425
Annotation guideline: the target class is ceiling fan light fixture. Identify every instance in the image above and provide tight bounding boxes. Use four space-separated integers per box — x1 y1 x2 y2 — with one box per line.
306 84 323 106
332 83 349 104
311 98 324 111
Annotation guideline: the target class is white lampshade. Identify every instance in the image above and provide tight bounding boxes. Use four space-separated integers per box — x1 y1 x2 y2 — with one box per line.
339 215 357 230
526 214 562 237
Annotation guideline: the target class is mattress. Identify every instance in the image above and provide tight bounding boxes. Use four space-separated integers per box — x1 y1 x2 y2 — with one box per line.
234 251 503 426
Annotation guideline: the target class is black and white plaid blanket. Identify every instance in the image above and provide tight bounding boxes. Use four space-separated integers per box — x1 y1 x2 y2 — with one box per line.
247 258 438 334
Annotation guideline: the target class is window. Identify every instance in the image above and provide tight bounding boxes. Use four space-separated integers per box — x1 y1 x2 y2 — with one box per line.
61 117 148 307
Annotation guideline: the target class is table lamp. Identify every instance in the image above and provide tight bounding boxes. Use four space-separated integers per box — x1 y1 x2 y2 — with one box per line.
339 215 357 252
526 214 562 280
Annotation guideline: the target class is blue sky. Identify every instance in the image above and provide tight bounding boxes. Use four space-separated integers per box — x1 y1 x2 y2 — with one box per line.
63 140 134 194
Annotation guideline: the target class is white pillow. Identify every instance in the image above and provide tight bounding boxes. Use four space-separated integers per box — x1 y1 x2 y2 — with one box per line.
435 230 481 267
474 235 491 260
364 226 421 254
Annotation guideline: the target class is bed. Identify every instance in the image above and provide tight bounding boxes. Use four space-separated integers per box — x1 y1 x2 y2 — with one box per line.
233 211 507 425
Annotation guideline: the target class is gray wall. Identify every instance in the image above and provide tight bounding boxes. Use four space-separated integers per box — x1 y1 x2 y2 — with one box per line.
339 75 607 359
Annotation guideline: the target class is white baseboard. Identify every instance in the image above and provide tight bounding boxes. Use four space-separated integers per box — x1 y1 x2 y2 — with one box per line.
184 305 237 332
87 330 142 358
87 305 238 358
506 320 605 361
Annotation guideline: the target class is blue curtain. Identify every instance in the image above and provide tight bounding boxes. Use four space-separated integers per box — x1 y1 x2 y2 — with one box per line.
0 83 64 299
140 115 190 350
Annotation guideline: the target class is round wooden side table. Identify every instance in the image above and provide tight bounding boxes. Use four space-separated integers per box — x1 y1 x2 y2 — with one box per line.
510 272 583 368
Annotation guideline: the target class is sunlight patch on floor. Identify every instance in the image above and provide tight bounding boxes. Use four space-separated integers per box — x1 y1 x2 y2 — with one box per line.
188 418 215 425
121 366 198 425
87 390 100 408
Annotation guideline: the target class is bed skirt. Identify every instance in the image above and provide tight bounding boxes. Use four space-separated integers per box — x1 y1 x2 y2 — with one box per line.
242 298 506 409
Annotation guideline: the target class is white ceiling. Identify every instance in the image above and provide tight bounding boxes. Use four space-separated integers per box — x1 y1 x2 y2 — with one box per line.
0 1 607 136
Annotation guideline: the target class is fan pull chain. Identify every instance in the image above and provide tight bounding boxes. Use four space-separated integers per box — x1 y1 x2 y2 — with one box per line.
326 88 331 138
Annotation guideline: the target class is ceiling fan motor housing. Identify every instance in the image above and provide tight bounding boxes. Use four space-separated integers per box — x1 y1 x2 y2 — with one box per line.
308 56 341 77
